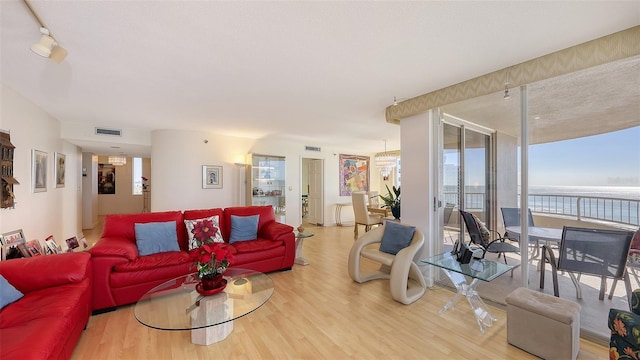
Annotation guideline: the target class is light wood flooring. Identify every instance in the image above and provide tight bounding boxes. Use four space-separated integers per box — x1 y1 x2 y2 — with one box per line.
73 222 607 359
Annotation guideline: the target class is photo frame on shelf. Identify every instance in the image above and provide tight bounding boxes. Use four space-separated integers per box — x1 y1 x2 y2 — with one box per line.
26 240 43 256
16 243 31 258
54 152 66 188
202 165 223 189
2 229 25 245
2 244 23 261
65 236 80 251
339 154 370 196
32 149 48 193
45 235 61 255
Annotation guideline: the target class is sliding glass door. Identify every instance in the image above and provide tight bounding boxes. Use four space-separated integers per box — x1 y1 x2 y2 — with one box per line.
440 119 493 246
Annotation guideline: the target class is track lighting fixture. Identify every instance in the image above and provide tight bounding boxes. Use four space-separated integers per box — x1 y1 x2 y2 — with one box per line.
31 28 55 57
24 0 68 63
503 82 511 100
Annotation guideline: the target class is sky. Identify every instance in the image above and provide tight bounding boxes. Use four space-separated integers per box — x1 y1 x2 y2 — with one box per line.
445 126 640 190
528 126 640 187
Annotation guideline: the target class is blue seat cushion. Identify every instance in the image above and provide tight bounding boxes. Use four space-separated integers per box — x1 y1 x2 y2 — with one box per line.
379 221 416 255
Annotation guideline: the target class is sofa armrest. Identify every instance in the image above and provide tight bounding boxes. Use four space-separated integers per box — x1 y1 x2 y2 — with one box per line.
90 236 139 261
260 221 294 240
0 252 91 293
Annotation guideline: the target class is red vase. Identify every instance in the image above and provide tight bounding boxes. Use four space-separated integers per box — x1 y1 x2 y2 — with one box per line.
200 274 224 291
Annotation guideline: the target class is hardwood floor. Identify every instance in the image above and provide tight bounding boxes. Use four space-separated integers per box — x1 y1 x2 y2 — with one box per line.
73 222 607 359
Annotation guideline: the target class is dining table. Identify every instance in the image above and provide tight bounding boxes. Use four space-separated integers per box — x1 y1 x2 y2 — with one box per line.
505 226 562 263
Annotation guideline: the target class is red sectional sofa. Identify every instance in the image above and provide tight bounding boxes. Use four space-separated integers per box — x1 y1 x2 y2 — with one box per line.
89 206 295 312
0 252 92 360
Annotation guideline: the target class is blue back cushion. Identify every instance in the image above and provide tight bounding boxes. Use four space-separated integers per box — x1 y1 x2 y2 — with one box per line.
135 221 180 256
1 275 23 310
379 221 416 255
229 215 260 243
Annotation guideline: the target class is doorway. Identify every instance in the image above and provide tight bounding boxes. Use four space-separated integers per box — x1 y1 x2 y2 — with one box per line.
301 157 324 226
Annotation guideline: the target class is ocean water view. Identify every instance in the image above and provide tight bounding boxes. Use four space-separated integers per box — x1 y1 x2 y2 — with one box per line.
443 185 640 226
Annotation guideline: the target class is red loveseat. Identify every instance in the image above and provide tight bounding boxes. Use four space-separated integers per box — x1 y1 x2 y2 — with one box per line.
89 206 295 312
0 252 92 360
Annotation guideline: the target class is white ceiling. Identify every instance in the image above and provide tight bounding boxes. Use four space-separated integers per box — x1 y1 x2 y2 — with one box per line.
1 1 639 156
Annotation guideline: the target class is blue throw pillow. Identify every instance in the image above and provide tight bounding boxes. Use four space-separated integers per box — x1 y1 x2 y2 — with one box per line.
379 221 416 255
229 215 259 243
135 221 180 256
1 275 23 310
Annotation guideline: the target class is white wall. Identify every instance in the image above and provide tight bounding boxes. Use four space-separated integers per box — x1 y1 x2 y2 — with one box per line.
150 129 376 227
0 84 83 248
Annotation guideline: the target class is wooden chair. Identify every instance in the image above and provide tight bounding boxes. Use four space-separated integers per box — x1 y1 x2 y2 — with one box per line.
352 191 383 240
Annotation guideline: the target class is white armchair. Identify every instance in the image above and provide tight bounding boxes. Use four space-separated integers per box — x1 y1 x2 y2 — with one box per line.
348 223 427 305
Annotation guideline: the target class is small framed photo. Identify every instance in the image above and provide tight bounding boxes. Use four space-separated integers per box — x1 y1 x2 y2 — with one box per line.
55 152 66 188
202 165 223 189
16 243 32 258
26 240 43 256
2 244 23 260
65 236 80 251
32 149 48 193
2 229 25 245
45 235 61 255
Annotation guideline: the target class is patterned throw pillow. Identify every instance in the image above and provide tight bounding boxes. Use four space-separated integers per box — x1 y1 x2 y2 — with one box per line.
184 216 225 250
472 214 491 244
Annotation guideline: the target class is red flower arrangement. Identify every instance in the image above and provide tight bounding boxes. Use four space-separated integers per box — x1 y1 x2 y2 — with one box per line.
188 219 233 279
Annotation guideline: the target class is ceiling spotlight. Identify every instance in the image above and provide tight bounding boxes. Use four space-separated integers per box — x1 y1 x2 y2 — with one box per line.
393 96 398 106
503 83 511 100
31 27 56 57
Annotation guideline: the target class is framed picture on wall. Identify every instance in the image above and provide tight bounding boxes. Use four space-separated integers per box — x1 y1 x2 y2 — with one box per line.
98 163 116 194
54 152 66 188
202 165 222 189
339 154 370 196
32 149 48 193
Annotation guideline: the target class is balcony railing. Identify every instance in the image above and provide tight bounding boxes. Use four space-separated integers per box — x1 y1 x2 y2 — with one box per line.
527 194 640 227
443 192 640 227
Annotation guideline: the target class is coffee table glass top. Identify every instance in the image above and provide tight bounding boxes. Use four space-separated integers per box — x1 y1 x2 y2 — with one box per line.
421 251 514 282
134 268 274 330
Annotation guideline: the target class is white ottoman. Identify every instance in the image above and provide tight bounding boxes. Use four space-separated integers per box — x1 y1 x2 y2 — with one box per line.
506 287 581 360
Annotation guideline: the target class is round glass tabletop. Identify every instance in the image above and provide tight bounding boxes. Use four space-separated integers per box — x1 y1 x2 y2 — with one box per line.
134 268 274 331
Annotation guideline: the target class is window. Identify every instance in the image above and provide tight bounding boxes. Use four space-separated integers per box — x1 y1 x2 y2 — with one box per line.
132 157 143 195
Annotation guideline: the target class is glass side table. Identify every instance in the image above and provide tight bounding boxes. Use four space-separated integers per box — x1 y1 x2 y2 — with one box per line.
421 251 515 333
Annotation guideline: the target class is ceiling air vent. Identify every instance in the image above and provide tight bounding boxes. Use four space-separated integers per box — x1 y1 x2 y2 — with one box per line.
95 127 122 136
305 145 321 152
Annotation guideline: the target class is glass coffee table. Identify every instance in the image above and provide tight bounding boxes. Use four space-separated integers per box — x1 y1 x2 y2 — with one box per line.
134 268 274 345
421 251 514 333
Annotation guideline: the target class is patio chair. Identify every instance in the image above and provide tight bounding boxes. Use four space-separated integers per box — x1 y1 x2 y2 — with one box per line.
540 226 634 304
459 210 520 265
610 229 640 297
501 207 542 260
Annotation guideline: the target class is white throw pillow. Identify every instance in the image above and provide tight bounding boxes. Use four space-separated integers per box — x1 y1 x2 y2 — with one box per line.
184 215 225 249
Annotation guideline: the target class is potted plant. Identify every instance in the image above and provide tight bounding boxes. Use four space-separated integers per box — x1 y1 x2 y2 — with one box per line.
379 185 401 220
188 219 234 293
